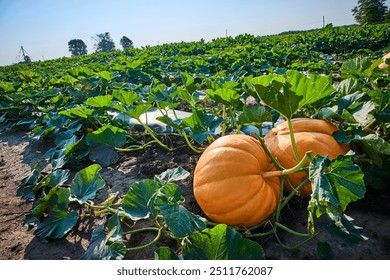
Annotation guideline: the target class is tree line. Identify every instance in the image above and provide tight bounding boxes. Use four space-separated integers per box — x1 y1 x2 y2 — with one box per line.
68 32 133 56
352 0 390 24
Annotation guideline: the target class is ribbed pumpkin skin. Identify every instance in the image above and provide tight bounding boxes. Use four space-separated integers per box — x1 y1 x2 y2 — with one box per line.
193 134 280 227
264 118 350 196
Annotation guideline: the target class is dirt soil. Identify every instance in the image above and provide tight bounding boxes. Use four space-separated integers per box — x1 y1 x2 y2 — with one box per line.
1 129 390 260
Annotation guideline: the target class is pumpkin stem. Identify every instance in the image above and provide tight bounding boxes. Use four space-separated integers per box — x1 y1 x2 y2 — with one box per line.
261 170 283 178
281 151 312 176
287 118 301 162
261 152 311 179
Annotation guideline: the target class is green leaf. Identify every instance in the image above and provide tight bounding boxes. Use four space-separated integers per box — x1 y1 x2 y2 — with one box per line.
308 155 366 233
98 70 113 82
334 130 390 167
182 110 223 144
181 72 198 94
33 186 71 219
286 70 335 108
85 95 113 108
70 164 106 204
112 89 140 106
126 104 153 120
251 71 334 119
156 167 190 183
156 115 185 130
326 213 368 246
81 223 126 260
154 247 180 260
121 179 160 220
183 224 265 260
86 125 126 166
337 91 366 114
237 105 272 126
368 89 390 123
60 106 94 119
335 78 362 95
90 145 121 167
340 56 381 79
33 169 70 194
349 101 376 127
159 204 205 238
153 182 204 238
32 186 78 240
35 210 78 240
251 74 300 119
205 88 243 109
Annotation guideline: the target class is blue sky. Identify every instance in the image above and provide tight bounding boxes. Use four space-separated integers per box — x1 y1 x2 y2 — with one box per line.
0 0 389 66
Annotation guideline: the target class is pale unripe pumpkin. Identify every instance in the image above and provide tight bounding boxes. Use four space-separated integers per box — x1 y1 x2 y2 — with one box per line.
193 134 280 227
264 118 350 197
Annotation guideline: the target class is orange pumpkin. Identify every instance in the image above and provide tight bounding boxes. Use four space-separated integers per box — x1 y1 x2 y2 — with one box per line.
193 134 280 227
264 118 350 197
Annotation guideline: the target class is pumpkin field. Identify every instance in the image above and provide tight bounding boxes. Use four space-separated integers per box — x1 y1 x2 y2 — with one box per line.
0 23 390 260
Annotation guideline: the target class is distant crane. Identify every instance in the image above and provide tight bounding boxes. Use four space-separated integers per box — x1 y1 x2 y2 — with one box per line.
14 46 32 64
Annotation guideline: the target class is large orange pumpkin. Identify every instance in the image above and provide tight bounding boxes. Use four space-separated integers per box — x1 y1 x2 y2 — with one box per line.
193 134 280 227
264 118 350 197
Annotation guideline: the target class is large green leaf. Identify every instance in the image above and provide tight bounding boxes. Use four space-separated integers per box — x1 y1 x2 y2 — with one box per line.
159 204 205 238
32 186 79 240
251 74 300 119
182 110 223 144
251 71 334 119
86 124 126 148
33 169 70 194
340 56 381 79
286 70 334 107
308 155 366 233
35 210 78 240
85 95 113 108
86 125 126 166
205 88 243 109
182 224 265 260
32 186 71 219
237 105 272 126
60 106 94 119
112 89 140 106
368 89 390 123
153 183 205 238
126 104 153 120
121 179 160 220
70 164 106 204
154 247 181 260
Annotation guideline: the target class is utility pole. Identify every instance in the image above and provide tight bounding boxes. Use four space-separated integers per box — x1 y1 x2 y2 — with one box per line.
226 29 228 38
323 16 325 28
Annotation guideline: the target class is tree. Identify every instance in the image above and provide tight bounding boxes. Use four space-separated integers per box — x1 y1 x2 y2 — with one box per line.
68 39 88 56
92 32 116 53
120 36 134 50
352 0 388 24
385 9 390 22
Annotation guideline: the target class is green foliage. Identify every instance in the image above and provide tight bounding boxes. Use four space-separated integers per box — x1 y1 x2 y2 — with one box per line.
352 0 388 24
182 224 265 260
93 32 116 53
68 39 88 56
